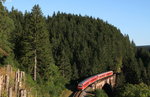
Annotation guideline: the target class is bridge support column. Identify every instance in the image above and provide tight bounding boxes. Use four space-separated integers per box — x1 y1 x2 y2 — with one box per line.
110 74 116 87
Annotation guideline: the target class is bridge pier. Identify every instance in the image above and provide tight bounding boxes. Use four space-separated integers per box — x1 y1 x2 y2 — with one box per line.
91 74 116 90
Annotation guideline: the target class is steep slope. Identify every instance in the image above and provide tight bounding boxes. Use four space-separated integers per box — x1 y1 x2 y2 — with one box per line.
47 13 136 81
0 65 35 97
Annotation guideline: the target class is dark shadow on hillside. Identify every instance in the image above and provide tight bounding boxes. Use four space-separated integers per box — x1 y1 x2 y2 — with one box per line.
102 83 114 97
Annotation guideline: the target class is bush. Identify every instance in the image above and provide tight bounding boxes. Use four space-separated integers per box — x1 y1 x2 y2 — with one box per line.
95 89 108 97
117 83 150 97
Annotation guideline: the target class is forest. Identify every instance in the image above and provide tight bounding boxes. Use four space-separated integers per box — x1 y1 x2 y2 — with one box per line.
0 1 150 97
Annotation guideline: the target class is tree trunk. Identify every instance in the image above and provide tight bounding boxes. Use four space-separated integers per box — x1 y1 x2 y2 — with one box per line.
15 69 20 94
8 87 12 97
34 50 37 81
20 89 27 97
0 76 3 97
5 74 9 93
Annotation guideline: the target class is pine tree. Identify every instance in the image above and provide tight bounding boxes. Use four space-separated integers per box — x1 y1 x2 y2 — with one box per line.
57 49 72 80
0 2 14 53
0 2 14 65
9 7 24 60
20 5 54 81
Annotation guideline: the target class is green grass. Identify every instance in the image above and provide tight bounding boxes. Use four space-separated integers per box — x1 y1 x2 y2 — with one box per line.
60 89 73 97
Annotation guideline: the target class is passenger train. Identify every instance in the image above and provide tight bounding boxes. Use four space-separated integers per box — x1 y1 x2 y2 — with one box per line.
77 71 113 90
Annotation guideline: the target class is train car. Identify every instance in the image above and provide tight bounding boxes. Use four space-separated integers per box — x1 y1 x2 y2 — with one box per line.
77 75 97 90
77 71 113 90
97 71 113 80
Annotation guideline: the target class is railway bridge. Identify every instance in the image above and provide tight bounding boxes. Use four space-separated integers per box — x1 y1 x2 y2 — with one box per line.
74 72 116 97
91 74 116 90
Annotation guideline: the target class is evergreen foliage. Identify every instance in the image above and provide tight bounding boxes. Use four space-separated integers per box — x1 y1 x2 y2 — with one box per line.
9 7 24 60
136 48 150 85
1 2 150 96
0 2 14 53
0 2 14 65
47 12 136 82
95 89 108 97
116 83 150 97
18 5 54 81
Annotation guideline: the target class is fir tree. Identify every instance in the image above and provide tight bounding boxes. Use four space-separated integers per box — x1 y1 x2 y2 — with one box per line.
20 5 54 81
0 2 14 65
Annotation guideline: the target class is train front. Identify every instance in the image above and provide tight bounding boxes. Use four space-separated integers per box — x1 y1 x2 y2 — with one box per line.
77 83 84 90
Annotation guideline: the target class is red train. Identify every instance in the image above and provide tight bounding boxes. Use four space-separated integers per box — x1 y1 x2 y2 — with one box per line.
77 71 113 90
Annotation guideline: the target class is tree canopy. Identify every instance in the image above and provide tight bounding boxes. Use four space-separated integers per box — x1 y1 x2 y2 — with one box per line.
0 2 150 97
117 83 150 97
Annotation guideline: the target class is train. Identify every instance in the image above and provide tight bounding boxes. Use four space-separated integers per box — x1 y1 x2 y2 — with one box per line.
77 71 113 90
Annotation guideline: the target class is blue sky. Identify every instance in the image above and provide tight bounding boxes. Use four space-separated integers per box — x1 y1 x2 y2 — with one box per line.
4 0 150 46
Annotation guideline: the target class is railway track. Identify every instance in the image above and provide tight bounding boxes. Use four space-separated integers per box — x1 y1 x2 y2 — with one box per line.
73 91 82 97
73 87 92 97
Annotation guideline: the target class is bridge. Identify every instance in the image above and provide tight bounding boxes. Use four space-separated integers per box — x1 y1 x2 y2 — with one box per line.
73 72 116 97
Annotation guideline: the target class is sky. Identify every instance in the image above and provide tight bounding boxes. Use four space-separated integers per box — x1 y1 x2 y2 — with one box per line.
3 0 150 46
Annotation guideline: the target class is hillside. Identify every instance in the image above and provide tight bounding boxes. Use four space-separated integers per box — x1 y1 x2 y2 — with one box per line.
137 45 150 50
1 1 150 97
0 65 36 97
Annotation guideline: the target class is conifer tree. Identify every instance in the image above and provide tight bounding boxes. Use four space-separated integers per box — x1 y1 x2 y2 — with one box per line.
0 2 14 53
20 5 54 81
57 49 72 80
9 7 24 60
0 2 14 65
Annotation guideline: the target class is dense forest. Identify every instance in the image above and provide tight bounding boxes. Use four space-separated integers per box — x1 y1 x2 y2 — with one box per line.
0 1 150 97
137 45 150 51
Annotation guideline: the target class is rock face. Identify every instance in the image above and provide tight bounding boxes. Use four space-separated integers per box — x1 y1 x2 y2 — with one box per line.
0 65 27 97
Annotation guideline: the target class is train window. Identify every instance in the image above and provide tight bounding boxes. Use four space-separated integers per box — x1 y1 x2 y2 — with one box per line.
78 84 82 87
84 82 89 86
91 77 97 82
